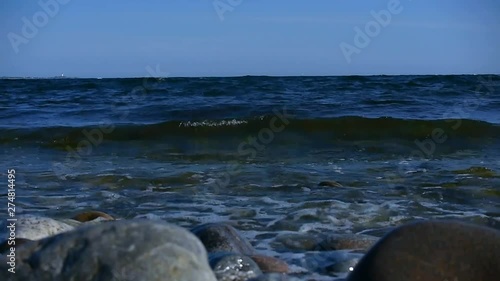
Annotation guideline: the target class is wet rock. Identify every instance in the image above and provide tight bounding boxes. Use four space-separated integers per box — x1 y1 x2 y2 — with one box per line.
249 255 289 273
59 210 115 227
247 273 301 281
0 211 113 244
316 234 378 251
347 220 500 281
191 223 289 277
0 220 217 281
318 181 343 188
267 219 300 232
209 252 262 281
191 223 256 255
71 210 115 222
0 215 74 242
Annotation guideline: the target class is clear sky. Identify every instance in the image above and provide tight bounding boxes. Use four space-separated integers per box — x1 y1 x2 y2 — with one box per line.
1 0 499 77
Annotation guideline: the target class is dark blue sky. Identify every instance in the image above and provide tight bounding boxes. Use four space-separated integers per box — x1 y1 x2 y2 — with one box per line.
1 0 499 77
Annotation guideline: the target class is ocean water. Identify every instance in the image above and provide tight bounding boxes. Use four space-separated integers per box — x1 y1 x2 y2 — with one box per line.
1 75 500 279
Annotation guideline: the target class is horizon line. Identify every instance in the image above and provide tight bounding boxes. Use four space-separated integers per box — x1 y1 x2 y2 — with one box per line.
2 73 499 79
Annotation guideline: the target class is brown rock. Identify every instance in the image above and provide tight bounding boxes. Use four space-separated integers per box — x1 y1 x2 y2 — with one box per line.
250 255 289 273
347 220 500 281
71 210 114 222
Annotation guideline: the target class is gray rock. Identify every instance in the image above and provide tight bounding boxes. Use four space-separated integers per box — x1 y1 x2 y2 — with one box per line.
210 252 262 281
347 220 500 281
55 218 83 227
191 223 256 255
0 220 217 281
0 215 74 242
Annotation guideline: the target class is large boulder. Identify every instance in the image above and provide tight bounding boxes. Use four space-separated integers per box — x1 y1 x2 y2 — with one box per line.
347 220 500 281
0 220 217 281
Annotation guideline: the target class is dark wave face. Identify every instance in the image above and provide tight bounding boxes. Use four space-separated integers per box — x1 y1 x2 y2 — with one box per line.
1 75 499 147
1 75 499 280
2 117 500 144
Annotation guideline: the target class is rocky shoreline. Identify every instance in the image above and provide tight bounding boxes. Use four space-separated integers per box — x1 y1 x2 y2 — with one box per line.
1 212 499 281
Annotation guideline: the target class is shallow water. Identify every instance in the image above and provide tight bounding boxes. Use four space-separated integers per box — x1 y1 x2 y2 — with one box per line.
1 75 499 279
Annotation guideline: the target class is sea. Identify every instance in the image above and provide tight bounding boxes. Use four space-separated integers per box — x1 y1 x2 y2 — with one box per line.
1 75 499 280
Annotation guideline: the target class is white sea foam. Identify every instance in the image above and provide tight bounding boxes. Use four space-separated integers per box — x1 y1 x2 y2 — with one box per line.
179 119 248 127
